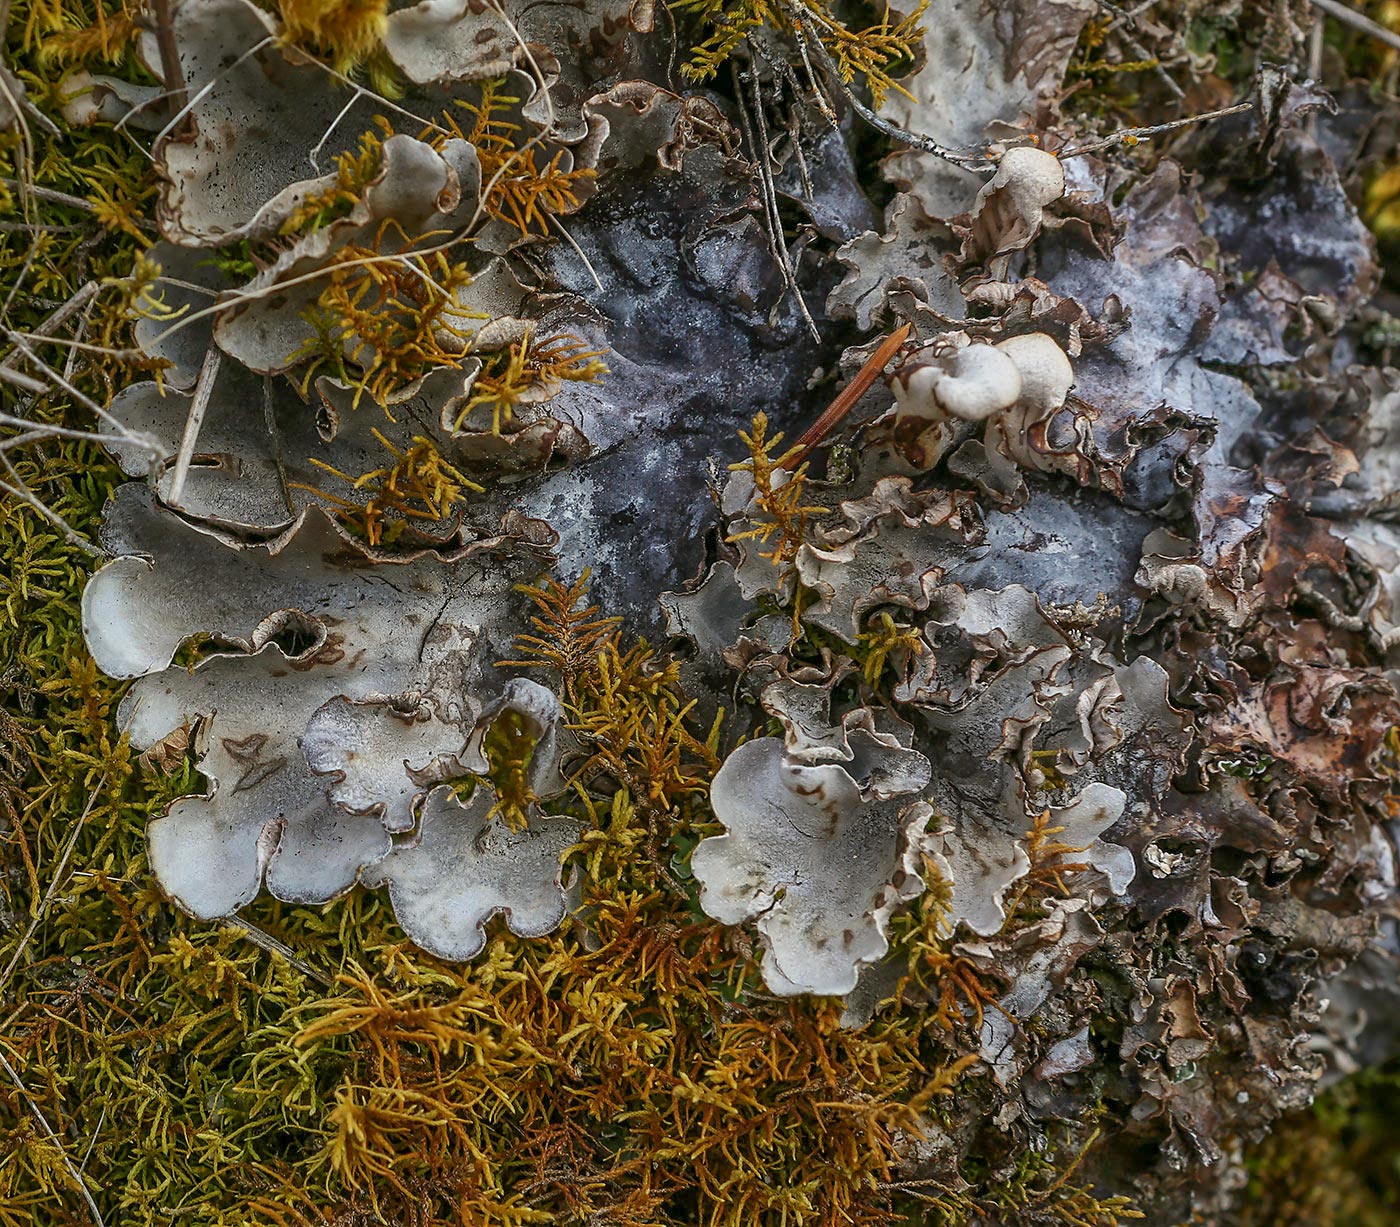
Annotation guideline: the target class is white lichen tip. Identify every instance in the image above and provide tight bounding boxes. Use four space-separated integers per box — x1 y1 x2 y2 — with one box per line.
364 785 582 962
892 338 1023 422
988 146 1066 215
995 332 1075 415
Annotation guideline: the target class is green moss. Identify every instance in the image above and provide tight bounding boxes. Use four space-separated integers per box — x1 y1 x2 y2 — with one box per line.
1237 1060 1400 1226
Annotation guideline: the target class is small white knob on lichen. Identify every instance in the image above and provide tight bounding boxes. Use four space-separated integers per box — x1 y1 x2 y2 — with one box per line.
985 146 1066 219
965 147 1068 274
893 342 1023 422
995 332 1074 414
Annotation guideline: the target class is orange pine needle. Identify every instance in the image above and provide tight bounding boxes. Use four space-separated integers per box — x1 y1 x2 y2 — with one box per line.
792 322 911 464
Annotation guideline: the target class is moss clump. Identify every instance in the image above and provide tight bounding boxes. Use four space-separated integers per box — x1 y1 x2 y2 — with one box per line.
0 490 1140 1223
301 431 485 548
437 77 598 239
275 0 389 76
671 0 925 111
453 330 608 436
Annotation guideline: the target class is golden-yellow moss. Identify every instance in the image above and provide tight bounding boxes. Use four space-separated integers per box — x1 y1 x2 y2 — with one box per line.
300 430 485 547
672 0 926 111
276 0 388 76
456 330 608 435
438 77 597 239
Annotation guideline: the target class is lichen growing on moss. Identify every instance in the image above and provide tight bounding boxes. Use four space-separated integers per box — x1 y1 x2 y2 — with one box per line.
8 0 1400 1224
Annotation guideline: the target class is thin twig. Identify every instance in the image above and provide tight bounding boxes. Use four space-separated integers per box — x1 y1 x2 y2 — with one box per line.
0 220 85 234
151 34 274 148
792 322 911 464
788 18 838 125
2 332 147 440
0 784 105 995
0 364 47 393
1308 14 1327 139
8 333 137 357
1119 0 1162 23
789 133 815 209
1092 0 1184 99
0 59 57 138
79 1105 107 1176
63 294 97 382
0 178 94 212
0 413 158 452
1057 101 1253 158
0 429 52 449
149 0 190 129
222 916 333 987
166 342 221 505
782 0 991 170
548 214 604 293
308 91 362 174
15 282 99 349
1311 0 1400 54
0 466 106 557
739 49 820 342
